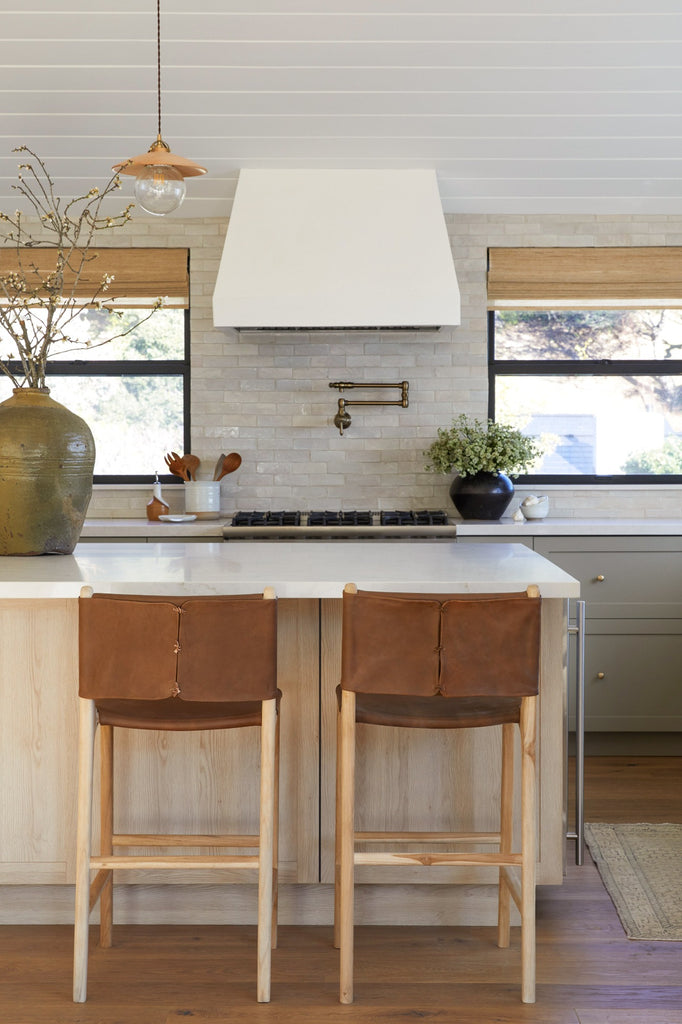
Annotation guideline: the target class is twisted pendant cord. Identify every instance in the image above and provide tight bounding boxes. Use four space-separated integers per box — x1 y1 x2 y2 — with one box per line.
156 0 162 136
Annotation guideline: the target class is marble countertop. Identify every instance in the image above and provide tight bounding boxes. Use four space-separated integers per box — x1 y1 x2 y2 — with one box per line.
0 540 579 600
81 517 227 538
455 517 682 536
80 517 682 539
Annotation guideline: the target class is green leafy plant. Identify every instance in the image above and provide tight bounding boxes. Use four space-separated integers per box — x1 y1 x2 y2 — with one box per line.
622 436 682 475
425 414 540 477
0 146 159 390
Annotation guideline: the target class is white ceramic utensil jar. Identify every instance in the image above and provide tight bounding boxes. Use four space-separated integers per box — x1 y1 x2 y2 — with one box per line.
184 481 221 519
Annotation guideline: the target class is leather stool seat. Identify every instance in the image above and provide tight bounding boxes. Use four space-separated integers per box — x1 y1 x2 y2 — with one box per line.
338 686 522 729
96 693 281 731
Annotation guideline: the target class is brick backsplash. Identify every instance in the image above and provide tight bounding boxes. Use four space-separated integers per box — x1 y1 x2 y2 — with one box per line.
85 213 682 519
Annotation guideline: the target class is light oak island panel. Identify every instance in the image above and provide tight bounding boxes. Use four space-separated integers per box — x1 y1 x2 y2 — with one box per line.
0 541 577 924
0 598 319 888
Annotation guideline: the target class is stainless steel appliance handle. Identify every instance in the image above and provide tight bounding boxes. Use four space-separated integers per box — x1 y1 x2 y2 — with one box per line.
567 599 586 865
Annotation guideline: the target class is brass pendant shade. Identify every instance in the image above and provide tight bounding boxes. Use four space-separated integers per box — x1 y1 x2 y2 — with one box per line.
113 137 206 179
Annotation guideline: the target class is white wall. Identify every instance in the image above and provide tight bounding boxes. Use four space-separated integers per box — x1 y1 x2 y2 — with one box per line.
89 212 682 519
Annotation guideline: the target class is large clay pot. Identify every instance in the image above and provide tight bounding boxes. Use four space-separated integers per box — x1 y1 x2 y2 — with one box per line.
449 470 514 521
0 388 95 555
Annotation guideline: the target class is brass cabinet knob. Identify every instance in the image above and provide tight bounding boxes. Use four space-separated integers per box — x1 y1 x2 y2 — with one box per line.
595 574 605 582
596 672 606 680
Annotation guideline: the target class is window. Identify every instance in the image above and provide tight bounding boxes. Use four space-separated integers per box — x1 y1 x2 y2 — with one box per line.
488 248 682 483
0 248 190 482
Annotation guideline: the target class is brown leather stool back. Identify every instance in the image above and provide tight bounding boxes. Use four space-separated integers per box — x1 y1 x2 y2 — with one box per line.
80 593 277 702
341 589 540 698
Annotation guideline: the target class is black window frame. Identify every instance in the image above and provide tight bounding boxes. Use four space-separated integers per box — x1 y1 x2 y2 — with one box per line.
6 308 191 485
487 308 682 485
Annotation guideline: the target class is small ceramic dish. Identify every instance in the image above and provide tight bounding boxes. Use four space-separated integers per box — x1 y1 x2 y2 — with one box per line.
158 514 197 523
520 496 549 520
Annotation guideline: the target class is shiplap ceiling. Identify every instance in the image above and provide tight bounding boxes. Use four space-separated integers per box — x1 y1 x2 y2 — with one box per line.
2 0 682 218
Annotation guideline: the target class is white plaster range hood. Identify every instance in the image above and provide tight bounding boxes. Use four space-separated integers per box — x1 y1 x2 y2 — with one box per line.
212 169 460 332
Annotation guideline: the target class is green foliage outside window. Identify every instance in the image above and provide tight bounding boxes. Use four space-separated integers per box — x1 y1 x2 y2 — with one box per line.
492 309 682 478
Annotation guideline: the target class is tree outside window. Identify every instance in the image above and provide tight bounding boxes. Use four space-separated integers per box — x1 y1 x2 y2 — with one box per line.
0 306 188 481
490 309 682 481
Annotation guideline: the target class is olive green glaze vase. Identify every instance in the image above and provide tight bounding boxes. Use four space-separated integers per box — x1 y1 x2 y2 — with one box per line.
0 388 95 555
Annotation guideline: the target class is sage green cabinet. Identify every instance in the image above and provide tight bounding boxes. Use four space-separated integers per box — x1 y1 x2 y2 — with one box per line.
534 537 682 733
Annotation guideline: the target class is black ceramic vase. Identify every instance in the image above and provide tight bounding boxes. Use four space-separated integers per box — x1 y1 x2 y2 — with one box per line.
448 471 514 520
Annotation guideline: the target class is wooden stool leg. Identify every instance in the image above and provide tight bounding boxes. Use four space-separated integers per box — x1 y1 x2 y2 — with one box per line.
271 709 280 949
497 722 514 948
333 692 343 949
257 698 277 1003
520 695 537 1004
339 691 356 1005
99 724 114 948
73 698 96 1003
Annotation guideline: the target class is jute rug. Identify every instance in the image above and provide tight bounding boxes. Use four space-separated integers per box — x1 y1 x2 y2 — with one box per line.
585 822 682 941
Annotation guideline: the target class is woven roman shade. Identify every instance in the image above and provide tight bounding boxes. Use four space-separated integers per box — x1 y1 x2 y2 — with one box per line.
0 247 189 308
487 247 682 308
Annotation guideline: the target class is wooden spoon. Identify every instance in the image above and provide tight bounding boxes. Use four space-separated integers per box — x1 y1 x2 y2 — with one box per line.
182 453 200 481
212 453 227 481
216 452 242 481
164 451 189 481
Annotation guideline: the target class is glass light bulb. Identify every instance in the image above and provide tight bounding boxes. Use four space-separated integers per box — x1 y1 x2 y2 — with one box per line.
134 164 186 216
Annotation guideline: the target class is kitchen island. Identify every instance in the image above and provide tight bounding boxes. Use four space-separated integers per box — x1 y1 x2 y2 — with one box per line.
0 541 578 926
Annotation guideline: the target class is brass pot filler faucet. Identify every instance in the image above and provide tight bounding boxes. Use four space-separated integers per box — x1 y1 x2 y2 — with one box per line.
329 381 409 435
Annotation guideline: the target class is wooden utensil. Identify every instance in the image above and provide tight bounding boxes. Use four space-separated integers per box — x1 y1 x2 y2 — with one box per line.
212 453 227 481
216 452 242 480
182 453 200 481
164 451 189 481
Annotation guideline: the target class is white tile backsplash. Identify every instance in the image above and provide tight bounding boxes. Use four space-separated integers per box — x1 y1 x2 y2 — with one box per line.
84 212 682 519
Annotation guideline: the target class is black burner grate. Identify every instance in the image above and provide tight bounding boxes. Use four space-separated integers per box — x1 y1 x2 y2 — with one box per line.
379 510 415 525
231 509 449 528
342 510 373 526
308 510 373 526
414 509 450 525
379 509 450 526
232 511 301 526
232 511 266 526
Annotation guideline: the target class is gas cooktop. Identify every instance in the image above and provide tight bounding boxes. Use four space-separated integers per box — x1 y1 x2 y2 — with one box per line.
224 510 457 539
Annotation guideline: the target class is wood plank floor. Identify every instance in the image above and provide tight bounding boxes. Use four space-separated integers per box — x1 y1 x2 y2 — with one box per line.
2 756 681 1024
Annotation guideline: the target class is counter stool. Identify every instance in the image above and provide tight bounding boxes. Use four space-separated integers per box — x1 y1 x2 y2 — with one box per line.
334 583 541 1004
73 587 280 1004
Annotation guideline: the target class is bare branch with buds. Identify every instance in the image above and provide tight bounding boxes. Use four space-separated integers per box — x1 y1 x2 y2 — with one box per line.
0 146 159 389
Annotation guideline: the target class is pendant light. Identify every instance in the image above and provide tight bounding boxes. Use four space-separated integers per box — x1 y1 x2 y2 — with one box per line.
113 0 206 215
